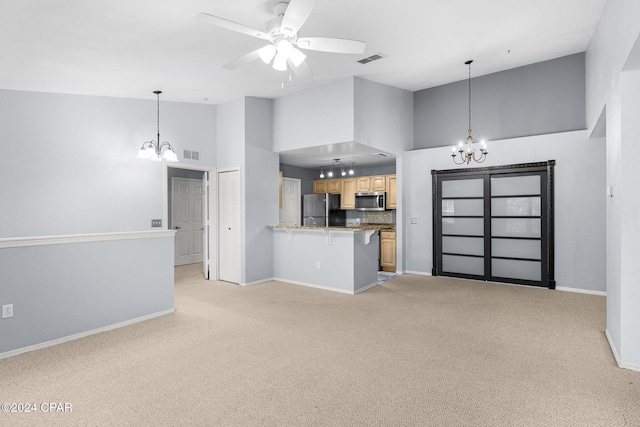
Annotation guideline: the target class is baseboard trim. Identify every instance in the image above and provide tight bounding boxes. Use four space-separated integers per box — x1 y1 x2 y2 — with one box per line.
272 277 356 295
556 286 606 296
241 277 274 287
0 308 175 360
605 329 640 372
355 281 379 294
404 270 432 276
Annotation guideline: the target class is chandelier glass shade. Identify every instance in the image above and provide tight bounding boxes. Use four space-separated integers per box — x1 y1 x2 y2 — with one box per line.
451 60 488 165
136 91 178 163
319 159 355 179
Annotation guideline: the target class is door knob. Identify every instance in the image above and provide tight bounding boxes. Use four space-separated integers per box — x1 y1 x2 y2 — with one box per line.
175 226 181 230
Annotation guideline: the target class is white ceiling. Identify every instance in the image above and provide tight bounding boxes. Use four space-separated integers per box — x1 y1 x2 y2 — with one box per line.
1 0 606 168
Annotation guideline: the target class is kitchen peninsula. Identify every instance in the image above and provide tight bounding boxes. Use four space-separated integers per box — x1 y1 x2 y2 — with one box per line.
269 225 386 294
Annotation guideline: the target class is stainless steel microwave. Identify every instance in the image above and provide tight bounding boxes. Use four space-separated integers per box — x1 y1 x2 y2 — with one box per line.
355 192 386 211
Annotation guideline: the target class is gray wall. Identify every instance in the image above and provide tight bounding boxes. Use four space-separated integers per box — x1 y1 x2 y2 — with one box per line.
354 77 414 155
0 89 216 238
244 97 279 284
586 0 640 369
414 53 586 149
0 235 174 355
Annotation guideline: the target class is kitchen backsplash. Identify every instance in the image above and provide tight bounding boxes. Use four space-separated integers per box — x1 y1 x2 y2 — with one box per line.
363 211 394 224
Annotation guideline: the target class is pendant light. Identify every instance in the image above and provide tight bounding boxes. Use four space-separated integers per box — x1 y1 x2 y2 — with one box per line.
451 60 488 165
136 91 178 162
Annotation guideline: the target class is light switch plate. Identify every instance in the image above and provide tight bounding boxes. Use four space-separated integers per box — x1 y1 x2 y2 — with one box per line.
151 219 162 227
411 218 418 224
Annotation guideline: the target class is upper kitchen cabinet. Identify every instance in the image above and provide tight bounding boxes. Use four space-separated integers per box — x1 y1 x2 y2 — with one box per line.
326 179 341 194
371 175 387 192
313 179 340 194
313 179 326 194
356 175 387 192
341 178 357 209
386 175 397 209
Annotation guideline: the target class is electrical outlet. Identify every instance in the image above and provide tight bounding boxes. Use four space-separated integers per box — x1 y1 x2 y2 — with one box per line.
316 262 321 269
411 218 418 224
151 219 162 228
2 304 13 319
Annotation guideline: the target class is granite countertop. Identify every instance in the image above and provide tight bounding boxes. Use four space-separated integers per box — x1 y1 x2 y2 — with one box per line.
268 224 395 232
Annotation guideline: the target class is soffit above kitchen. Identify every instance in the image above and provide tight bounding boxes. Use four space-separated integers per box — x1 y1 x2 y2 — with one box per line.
0 0 605 104
278 141 394 168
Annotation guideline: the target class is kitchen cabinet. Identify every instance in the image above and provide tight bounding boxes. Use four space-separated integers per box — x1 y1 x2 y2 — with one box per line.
386 175 397 209
356 176 371 192
356 175 387 192
371 175 387 192
313 179 340 194
326 179 341 194
340 178 357 210
380 231 396 272
313 180 326 193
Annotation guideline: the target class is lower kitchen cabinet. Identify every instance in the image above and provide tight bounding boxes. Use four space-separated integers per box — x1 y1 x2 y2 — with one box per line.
380 231 396 272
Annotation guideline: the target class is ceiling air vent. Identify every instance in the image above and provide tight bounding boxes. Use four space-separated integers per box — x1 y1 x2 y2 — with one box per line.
357 53 385 65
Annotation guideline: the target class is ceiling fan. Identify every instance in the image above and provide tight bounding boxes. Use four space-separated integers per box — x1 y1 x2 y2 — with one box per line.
196 0 366 79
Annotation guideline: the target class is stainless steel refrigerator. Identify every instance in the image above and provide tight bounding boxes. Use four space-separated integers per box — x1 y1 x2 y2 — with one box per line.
302 193 346 227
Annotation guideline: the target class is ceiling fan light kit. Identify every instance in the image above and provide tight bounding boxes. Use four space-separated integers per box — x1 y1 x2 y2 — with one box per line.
196 0 366 78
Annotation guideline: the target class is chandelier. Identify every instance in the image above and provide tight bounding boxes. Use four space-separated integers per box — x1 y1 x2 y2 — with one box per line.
451 60 488 165
319 159 355 179
136 91 178 162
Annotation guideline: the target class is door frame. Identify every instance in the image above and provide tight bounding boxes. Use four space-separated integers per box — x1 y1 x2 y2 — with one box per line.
164 164 217 280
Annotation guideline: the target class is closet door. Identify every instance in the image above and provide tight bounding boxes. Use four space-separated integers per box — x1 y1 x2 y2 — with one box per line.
489 172 548 285
436 176 487 279
432 162 554 288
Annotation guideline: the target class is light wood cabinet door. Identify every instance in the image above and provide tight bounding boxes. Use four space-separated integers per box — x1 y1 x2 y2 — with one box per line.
386 174 397 209
380 231 396 272
356 176 371 192
326 179 341 194
313 180 326 194
340 178 357 210
371 175 387 192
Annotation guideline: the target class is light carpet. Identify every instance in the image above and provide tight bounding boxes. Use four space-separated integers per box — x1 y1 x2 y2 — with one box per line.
1 264 639 426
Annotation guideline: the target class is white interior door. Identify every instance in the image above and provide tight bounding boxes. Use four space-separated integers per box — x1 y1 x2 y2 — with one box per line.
172 177 204 266
279 177 301 225
218 170 241 284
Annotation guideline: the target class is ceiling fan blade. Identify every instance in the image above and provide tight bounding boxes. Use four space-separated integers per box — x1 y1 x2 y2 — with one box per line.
296 37 366 54
223 47 265 70
196 12 270 41
280 0 317 35
287 58 313 79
